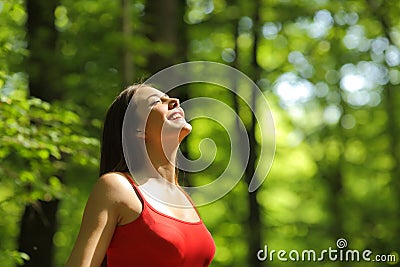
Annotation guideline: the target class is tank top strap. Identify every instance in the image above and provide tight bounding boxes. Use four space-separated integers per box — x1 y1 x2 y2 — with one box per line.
119 172 200 218
119 172 147 204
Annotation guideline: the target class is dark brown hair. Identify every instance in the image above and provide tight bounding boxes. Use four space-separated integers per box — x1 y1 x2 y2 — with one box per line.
99 84 141 176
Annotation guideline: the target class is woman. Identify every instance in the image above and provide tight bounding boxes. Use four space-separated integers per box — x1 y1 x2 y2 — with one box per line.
66 84 215 266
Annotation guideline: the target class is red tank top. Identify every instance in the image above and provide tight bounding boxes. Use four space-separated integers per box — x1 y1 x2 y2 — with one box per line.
106 174 215 266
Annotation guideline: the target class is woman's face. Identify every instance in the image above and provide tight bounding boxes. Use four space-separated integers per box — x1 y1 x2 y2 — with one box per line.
132 86 192 143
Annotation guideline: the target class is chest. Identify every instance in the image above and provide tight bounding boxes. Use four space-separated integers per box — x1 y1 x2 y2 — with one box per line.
108 206 215 267
144 194 201 223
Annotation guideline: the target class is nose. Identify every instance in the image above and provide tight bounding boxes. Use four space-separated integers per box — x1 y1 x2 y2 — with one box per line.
168 98 180 109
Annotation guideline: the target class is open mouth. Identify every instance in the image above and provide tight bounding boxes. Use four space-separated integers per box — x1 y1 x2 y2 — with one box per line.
168 109 185 120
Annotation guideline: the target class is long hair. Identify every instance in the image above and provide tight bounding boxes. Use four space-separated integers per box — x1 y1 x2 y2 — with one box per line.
99 84 142 267
99 83 182 266
99 84 141 176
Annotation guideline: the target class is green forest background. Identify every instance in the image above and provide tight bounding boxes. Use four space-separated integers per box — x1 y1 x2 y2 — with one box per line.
1 0 399 266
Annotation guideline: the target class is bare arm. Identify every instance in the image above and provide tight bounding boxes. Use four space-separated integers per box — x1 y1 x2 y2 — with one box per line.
65 173 141 267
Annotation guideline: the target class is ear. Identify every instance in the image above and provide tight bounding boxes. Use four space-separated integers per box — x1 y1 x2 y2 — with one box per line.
136 130 146 140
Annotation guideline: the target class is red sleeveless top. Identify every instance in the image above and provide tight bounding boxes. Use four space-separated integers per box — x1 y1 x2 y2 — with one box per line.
106 175 215 266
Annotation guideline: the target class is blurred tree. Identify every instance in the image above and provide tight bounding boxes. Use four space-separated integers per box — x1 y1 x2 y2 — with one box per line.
366 0 400 250
144 0 181 73
232 0 264 266
120 0 134 86
25 0 60 100
17 0 61 266
0 90 98 267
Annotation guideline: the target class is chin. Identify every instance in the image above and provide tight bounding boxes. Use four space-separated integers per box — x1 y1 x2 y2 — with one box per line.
178 122 192 140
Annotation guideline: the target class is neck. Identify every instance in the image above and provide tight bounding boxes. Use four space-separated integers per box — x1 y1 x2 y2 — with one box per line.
144 138 179 184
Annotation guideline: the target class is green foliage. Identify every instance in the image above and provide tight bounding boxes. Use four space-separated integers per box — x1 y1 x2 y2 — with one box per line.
1 0 399 266
0 250 30 266
0 84 99 265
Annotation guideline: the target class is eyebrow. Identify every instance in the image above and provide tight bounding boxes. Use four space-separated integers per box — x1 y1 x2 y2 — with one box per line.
146 93 169 100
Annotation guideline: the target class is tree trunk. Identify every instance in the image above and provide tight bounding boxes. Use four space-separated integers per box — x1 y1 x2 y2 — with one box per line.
245 0 263 265
382 85 400 249
232 0 263 265
25 0 60 100
324 166 344 239
17 200 59 267
120 0 134 86
18 1 59 266
366 0 400 250
144 0 180 73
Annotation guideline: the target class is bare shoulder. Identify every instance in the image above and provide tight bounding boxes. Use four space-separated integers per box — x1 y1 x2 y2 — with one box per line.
94 172 142 225
96 172 133 191
65 173 140 266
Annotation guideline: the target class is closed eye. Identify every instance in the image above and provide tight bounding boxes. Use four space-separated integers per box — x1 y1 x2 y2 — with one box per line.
149 94 170 106
151 99 161 106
